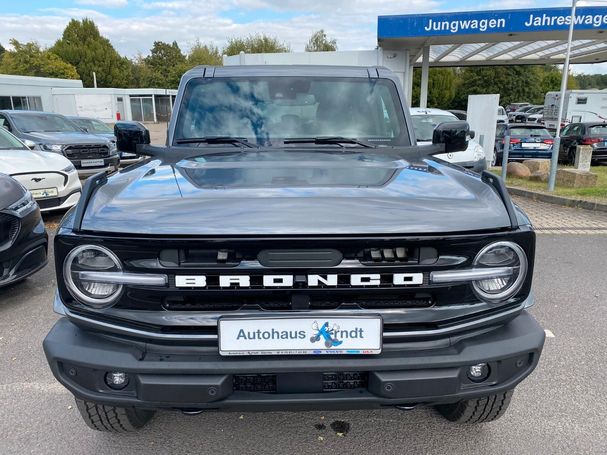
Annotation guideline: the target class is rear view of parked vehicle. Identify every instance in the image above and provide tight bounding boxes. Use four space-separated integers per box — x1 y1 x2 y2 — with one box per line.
0 173 47 287
559 122 607 164
510 106 542 124
0 111 119 177
0 127 81 212
494 124 554 166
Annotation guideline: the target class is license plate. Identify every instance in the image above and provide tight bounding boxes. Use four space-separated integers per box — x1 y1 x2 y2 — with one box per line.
31 187 58 199
521 143 548 149
219 316 382 356
81 158 105 167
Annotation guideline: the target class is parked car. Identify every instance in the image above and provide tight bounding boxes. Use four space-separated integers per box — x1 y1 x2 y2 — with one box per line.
0 173 47 287
497 106 508 124
559 122 607 164
0 110 119 177
44 65 544 432
506 102 530 113
0 127 81 212
113 121 150 165
509 105 542 123
526 108 544 123
493 123 554 166
411 108 486 172
67 116 117 146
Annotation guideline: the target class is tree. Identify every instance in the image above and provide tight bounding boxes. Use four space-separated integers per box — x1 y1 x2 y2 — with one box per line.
143 41 186 88
51 18 130 88
305 30 337 52
0 39 79 79
0 43 5 58
411 68 457 108
187 41 222 66
575 73 607 89
223 34 290 56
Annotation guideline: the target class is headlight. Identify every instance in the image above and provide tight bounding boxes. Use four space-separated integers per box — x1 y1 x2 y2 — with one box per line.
8 191 37 214
472 241 527 303
61 163 76 173
473 144 485 162
64 245 123 308
42 144 64 153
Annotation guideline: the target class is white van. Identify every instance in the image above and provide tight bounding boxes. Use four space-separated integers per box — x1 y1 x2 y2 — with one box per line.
543 90 607 130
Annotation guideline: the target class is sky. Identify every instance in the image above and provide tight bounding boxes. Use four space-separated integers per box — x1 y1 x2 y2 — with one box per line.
0 0 605 74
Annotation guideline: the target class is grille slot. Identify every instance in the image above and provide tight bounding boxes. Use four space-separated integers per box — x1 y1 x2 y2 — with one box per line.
0 213 20 247
64 144 110 159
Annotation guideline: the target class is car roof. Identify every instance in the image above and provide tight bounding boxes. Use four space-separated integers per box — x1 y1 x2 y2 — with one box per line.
0 110 64 116
184 65 394 79
410 107 456 116
506 123 548 129
578 122 607 126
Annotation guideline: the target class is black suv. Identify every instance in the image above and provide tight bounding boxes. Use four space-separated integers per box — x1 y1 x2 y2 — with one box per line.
43 66 545 432
0 111 119 177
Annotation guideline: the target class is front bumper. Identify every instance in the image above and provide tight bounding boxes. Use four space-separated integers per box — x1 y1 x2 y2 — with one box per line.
44 311 545 411
75 156 120 177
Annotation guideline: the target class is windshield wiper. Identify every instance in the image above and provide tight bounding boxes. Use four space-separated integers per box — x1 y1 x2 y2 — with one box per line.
283 136 374 148
175 136 257 148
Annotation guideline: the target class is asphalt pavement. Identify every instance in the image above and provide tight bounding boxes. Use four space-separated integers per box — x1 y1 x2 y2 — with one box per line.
1 224 606 454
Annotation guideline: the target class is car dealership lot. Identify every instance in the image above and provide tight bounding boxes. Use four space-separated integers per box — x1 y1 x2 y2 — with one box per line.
1 204 606 454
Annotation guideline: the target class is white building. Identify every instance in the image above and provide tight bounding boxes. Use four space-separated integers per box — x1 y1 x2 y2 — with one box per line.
0 74 83 111
0 74 176 122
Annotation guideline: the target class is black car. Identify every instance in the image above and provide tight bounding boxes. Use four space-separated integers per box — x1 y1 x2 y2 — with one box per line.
494 123 554 166
0 111 119 177
559 122 607 164
0 173 48 287
44 65 544 432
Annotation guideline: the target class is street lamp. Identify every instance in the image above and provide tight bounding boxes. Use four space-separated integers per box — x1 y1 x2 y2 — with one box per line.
548 0 578 192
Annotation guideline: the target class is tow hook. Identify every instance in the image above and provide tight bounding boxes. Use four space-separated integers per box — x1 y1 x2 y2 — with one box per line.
395 404 418 411
181 409 204 415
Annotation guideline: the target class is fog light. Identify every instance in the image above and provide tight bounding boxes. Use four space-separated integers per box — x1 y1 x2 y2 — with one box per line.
105 371 129 389
467 363 490 382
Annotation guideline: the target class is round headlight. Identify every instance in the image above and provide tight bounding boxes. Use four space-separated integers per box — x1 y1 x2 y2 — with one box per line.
472 241 527 303
64 245 123 308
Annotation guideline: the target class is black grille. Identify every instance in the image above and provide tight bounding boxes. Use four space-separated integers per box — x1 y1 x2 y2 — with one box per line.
0 213 20 246
64 144 110 159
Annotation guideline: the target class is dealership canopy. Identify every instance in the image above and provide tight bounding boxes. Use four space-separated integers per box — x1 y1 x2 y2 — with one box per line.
377 6 607 106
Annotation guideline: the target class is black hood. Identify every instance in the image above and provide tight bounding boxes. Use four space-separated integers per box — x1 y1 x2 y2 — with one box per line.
21 131 110 146
80 150 512 235
0 173 26 210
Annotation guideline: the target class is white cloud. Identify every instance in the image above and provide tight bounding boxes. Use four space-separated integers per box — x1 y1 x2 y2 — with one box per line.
75 0 129 7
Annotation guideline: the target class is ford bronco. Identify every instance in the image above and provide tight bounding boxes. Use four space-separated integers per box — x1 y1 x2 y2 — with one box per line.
43 65 545 431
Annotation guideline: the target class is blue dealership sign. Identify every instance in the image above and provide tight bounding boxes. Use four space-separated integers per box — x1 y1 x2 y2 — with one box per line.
378 7 607 39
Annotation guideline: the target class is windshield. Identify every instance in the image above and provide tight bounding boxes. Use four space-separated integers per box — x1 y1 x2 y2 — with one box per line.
73 118 113 133
509 127 551 137
588 125 607 136
174 77 408 146
11 113 80 133
0 127 27 150
411 114 457 142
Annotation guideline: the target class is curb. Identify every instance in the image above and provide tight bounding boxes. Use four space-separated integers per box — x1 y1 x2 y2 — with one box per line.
507 186 607 213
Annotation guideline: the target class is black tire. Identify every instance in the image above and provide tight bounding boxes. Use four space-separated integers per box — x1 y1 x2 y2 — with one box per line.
435 390 513 424
568 147 577 165
492 149 502 167
75 398 155 432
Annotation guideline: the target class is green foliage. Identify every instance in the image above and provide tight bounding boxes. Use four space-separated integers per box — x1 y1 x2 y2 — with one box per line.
143 41 186 88
575 73 607 89
411 68 457 108
0 39 79 79
305 30 337 52
187 41 223 66
51 18 130 88
0 43 5 58
223 34 290 56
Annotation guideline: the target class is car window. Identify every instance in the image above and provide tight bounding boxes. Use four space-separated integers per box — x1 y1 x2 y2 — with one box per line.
588 125 607 136
0 125 27 150
0 114 11 132
411 114 457 142
561 125 571 136
497 107 506 115
175 76 407 146
10 113 80 133
508 127 551 137
570 124 583 136
495 124 506 137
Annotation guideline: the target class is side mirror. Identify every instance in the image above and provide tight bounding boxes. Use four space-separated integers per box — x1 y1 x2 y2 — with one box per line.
114 121 151 153
22 139 37 150
432 121 470 153
469 130 476 140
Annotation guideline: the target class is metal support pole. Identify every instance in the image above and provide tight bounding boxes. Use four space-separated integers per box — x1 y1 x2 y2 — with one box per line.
420 46 430 108
501 136 510 180
549 0 577 191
